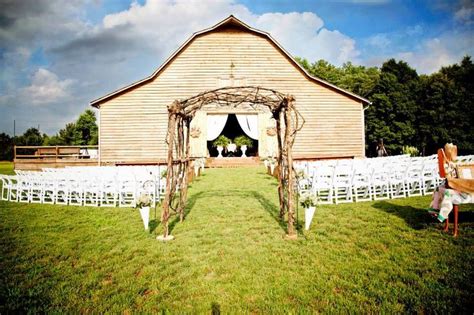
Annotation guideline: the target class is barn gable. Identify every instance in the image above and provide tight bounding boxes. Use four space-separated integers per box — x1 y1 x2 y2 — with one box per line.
93 15 368 164
90 15 369 107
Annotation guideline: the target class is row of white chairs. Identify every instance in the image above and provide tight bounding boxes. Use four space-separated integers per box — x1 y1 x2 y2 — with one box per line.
295 154 474 204
1 166 171 207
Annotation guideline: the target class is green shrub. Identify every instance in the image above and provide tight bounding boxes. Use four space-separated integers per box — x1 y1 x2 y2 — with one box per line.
234 135 253 148
402 145 419 157
212 135 231 147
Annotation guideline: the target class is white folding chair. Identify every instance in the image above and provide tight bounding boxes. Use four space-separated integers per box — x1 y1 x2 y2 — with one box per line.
68 177 84 206
388 163 407 199
352 164 372 202
333 164 353 204
16 171 31 203
30 172 44 204
99 176 118 207
42 173 56 204
312 165 334 204
371 168 390 200
405 158 423 197
83 177 100 207
118 176 136 207
55 176 70 205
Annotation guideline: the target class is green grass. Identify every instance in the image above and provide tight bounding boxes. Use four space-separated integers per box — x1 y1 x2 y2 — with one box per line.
0 162 473 313
0 161 14 175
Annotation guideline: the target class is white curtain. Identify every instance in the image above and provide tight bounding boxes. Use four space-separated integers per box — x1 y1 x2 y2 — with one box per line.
236 114 259 140
207 114 228 141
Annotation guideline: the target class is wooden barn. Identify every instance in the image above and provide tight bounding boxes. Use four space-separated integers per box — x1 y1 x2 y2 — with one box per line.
90 15 370 165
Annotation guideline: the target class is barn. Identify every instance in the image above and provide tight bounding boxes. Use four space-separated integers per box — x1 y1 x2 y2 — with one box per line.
90 15 370 165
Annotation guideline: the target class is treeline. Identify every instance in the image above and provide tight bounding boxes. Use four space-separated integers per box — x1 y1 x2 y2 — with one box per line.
0 109 98 160
297 56 474 156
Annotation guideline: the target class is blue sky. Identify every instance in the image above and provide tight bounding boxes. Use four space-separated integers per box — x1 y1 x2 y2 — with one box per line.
1 0 472 135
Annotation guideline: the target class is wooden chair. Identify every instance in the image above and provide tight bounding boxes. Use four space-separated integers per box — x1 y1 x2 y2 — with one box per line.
437 148 459 237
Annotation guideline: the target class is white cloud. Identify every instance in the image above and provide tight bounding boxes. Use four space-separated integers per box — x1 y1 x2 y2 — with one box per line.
454 0 473 25
20 68 74 105
395 31 474 74
253 12 359 64
93 1 359 66
366 34 391 49
361 20 473 74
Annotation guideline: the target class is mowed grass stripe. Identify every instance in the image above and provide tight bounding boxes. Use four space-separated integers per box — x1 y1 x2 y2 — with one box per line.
0 163 473 313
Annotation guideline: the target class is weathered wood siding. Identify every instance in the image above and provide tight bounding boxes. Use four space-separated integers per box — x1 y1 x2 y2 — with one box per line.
98 26 365 163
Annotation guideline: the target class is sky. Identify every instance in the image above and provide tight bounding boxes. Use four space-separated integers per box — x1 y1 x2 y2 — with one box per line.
0 0 473 135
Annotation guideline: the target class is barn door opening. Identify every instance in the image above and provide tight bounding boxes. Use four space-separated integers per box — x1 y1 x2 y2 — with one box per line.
207 114 258 157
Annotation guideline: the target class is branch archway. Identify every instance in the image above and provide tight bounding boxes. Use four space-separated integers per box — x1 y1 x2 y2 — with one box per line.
161 86 304 239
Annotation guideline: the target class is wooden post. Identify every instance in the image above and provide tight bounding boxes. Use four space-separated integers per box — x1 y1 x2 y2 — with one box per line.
275 109 285 219
175 119 184 219
179 119 192 222
162 113 177 238
284 107 296 238
453 204 459 237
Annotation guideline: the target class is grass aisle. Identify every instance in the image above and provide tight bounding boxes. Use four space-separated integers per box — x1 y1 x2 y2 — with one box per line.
0 166 473 312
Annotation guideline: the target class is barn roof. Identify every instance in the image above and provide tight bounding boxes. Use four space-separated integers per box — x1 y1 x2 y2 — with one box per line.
90 15 370 107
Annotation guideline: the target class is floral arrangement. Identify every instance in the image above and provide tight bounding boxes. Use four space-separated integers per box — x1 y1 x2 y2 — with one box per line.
266 127 277 136
299 192 317 208
295 169 306 180
194 157 206 168
136 193 152 208
212 135 231 148
402 145 419 157
190 127 201 138
267 156 277 165
161 169 167 179
234 135 253 148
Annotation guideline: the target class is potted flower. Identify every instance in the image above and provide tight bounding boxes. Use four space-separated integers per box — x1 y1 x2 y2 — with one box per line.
299 192 317 230
212 135 231 158
193 159 201 176
136 193 152 230
234 135 253 157
267 156 277 175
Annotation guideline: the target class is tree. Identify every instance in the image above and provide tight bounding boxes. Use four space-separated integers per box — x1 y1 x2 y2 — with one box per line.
16 128 44 146
57 123 77 145
365 59 419 155
296 56 473 156
296 58 380 98
74 109 98 145
0 133 13 161
416 56 474 155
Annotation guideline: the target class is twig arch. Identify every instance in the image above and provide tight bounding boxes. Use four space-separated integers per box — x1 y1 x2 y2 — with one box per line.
161 86 304 238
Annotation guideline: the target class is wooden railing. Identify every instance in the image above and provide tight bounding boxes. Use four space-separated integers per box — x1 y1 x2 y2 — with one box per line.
14 145 99 160
14 145 99 170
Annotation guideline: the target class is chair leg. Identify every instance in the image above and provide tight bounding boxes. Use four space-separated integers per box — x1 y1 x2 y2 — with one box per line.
453 205 459 237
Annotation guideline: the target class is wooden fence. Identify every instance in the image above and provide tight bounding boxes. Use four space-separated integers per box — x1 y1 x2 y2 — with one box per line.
14 145 99 170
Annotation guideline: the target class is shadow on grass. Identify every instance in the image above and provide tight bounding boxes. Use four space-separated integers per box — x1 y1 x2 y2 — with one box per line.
251 191 287 233
168 191 204 234
373 201 474 230
373 201 435 230
164 189 288 234
211 302 220 315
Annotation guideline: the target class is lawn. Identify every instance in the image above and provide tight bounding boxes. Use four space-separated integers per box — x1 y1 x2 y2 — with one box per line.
0 162 473 313
0 161 14 175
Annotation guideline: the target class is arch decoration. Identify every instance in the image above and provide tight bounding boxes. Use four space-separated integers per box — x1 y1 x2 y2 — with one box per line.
160 86 304 239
